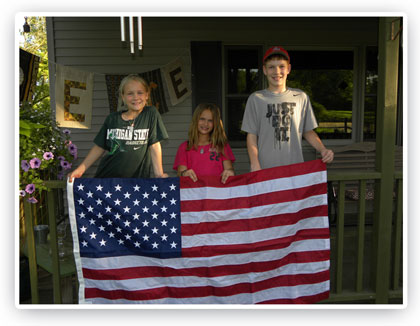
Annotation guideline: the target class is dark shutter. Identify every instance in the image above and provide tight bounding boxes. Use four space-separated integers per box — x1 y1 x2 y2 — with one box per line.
191 41 222 113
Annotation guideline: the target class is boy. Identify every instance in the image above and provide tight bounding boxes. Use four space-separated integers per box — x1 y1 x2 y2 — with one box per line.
241 46 334 171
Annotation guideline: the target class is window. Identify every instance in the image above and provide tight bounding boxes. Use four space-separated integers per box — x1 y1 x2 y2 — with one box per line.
287 50 354 140
364 46 378 140
224 47 377 144
225 47 262 144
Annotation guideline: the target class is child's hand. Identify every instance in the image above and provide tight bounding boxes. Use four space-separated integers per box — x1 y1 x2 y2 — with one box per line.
67 166 85 183
221 169 234 184
182 169 198 182
320 149 334 164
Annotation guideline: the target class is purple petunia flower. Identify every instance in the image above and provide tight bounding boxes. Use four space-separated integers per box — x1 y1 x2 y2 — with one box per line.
25 183 35 194
60 160 72 170
57 155 65 161
27 197 38 204
62 129 71 135
68 143 78 155
19 190 26 197
29 157 41 169
21 160 30 172
43 151 54 160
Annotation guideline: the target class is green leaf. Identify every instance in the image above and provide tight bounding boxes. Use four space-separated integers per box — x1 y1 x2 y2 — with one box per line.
20 119 47 137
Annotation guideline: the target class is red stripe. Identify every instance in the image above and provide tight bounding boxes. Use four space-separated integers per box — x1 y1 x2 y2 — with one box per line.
258 290 330 304
181 183 327 212
84 270 330 302
181 205 328 236
180 159 326 189
82 249 330 280
182 228 330 258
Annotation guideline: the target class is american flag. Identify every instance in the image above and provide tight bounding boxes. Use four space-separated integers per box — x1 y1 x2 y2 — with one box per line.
67 159 330 304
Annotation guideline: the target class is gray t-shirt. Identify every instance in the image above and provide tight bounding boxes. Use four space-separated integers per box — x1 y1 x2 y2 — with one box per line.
241 88 318 169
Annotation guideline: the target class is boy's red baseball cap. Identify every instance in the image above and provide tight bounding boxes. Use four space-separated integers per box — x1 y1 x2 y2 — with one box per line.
263 46 290 63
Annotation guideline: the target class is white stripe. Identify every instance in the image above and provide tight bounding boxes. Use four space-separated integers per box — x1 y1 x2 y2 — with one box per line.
182 216 329 248
84 281 330 304
181 194 327 224
84 260 329 292
67 180 86 303
81 238 330 270
180 171 326 201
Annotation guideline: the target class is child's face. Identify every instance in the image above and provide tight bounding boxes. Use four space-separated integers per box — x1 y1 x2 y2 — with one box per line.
263 58 291 92
122 80 149 112
197 109 214 136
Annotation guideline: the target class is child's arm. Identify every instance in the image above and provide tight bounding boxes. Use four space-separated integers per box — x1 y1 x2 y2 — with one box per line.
177 165 198 182
221 160 234 184
150 142 168 178
67 144 105 182
303 130 334 163
246 133 262 171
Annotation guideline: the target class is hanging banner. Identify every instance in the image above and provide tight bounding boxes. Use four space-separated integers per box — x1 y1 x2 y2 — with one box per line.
19 48 40 103
105 69 168 114
55 64 94 129
161 57 191 106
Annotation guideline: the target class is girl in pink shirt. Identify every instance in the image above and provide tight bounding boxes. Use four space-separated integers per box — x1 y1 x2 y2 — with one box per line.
173 103 235 184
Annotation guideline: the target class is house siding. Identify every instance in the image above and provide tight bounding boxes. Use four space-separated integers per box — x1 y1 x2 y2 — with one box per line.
47 16 378 177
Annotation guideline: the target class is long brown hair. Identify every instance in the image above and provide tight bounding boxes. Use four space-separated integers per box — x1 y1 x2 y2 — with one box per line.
187 103 228 155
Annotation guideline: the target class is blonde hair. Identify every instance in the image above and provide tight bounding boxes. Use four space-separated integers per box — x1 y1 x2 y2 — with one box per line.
117 74 151 110
187 103 228 155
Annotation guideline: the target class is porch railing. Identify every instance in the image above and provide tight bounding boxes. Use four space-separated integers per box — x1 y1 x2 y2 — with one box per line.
323 170 403 303
21 172 403 304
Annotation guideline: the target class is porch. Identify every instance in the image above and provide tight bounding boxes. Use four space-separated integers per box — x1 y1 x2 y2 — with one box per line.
18 16 403 305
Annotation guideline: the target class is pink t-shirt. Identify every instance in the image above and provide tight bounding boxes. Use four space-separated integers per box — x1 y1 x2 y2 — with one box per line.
173 141 235 176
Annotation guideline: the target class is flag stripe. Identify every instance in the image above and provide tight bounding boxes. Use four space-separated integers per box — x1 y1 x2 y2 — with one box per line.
81 282 330 304
180 159 326 190
83 261 329 295
258 291 330 304
181 205 327 235
82 250 329 281
84 270 330 302
182 228 330 257
180 194 327 223
182 217 329 250
80 238 330 270
181 183 326 212
180 171 326 202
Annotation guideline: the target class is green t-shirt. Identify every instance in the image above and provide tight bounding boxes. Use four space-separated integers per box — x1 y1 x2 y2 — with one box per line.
93 106 168 178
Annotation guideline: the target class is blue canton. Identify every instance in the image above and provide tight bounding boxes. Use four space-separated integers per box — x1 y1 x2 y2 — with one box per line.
73 177 182 258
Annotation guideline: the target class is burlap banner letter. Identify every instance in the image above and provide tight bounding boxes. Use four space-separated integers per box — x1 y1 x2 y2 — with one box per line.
55 64 94 129
161 57 191 106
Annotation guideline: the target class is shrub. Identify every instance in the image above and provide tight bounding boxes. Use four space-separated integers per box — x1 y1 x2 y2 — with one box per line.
19 101 77 204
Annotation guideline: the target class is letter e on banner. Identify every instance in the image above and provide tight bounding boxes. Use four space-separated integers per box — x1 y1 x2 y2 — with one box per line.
162 57 191 106
55 64 94 129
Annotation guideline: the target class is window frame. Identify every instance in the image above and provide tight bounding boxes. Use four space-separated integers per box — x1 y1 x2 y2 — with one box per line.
222 44 371 148
222 44 263 148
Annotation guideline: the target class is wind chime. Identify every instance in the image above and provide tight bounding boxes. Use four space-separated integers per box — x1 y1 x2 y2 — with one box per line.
120 17 143 55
